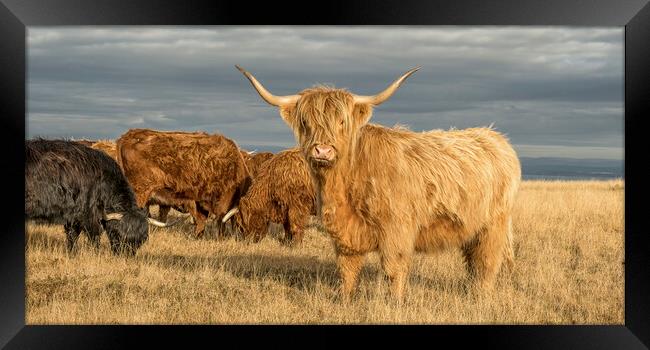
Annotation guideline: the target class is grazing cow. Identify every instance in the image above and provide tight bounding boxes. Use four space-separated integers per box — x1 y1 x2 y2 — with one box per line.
240 150 274 178
224 148 316 246
237 66 521 301
116 129 252 238
25 139 165 255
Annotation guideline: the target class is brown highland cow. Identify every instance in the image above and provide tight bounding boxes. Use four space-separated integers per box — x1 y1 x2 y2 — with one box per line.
116 129 251 238
237 66 521 301
224 148 316 246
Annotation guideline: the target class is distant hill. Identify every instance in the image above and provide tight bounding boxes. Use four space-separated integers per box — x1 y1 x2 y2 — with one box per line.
520 157 623 180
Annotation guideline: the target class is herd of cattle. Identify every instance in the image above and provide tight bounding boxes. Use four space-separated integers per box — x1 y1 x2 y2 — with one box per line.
25 66 522 300
26 131 315 253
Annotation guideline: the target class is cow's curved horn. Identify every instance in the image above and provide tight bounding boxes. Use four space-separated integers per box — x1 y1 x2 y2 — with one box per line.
236 65 300 107
353 67 420 106
105 213 123 220
147 217 183 227
222 207 239 223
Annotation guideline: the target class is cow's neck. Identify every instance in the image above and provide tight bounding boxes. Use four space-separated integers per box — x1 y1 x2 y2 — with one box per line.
313 152 376 254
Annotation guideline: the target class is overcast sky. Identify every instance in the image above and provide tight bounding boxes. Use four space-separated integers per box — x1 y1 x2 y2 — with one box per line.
27 26 624 160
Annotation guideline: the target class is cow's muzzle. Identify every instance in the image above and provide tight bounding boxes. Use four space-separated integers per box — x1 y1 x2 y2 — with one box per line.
310 144 336 167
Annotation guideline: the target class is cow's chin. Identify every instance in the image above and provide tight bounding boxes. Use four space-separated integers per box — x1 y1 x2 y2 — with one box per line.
309 157 335 170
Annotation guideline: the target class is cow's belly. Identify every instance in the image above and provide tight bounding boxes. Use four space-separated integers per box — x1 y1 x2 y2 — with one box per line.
414 216 474 253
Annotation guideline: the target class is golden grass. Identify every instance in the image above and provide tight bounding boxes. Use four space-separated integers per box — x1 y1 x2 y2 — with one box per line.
26 179 624 324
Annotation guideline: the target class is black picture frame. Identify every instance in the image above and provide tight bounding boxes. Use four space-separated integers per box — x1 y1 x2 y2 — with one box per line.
1 0 648 348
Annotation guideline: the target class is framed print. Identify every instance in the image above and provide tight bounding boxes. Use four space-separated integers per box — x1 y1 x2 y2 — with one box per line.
2 0 649 348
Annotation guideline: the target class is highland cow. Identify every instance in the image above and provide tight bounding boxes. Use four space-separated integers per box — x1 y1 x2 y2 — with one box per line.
224 148 316 246
237 66 521 301
25 139 166 255
116 129 251 238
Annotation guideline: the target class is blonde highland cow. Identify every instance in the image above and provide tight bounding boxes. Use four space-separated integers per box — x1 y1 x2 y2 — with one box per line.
237 66 521 301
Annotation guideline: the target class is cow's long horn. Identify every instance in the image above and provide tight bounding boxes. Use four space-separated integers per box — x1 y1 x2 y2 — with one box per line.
222 207 239 223
235 65 300 107
147 217 183 227
353 67 420 106
105 213 123 220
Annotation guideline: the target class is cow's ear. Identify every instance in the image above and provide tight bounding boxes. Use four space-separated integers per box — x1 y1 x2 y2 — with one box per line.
352 103 373 126
279 104 297 127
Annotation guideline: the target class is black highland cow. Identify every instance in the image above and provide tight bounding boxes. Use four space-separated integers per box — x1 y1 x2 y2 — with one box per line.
25 139 159 255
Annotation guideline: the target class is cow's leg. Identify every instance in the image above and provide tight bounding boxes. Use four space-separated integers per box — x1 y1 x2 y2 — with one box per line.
503 216 515 272
158 205 171 223
84 211 105 252
64 221 81 255
85 222 103 251
285 207 307 246
379 248 413 302
214 220 226 238
336 252 365 301
281 220 292 245
462 215 509 292
182 201 201 235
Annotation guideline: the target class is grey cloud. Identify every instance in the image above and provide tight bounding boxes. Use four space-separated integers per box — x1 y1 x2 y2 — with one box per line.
27 26 623 159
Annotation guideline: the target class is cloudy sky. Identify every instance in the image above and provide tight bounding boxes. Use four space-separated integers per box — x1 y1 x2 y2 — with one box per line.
27 26 623 160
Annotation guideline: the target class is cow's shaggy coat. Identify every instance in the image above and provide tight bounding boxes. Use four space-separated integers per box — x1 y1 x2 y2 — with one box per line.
25 139 149 255
238 67 521 300
116 129 251 237
234 148 316 245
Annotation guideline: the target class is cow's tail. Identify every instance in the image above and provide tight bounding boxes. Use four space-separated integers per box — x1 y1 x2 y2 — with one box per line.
503 216 515 271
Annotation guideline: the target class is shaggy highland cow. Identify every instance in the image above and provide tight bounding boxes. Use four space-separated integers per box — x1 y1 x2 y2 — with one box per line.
237 66 521 301
25 139 165 255
224 148 316 245
116 129 251 238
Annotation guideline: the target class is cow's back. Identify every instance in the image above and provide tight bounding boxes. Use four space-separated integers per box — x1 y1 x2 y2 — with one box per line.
26 139 134 220
352 124 521 234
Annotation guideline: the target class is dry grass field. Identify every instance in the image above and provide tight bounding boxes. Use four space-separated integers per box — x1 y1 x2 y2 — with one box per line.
25 179 624 324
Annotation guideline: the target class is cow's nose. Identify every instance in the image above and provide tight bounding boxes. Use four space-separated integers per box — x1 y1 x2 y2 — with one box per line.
312 145 334 160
